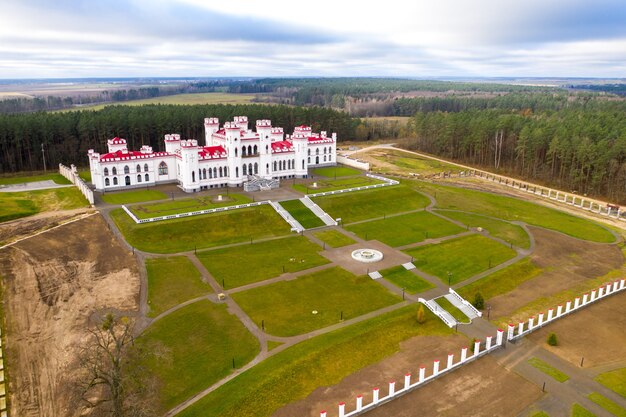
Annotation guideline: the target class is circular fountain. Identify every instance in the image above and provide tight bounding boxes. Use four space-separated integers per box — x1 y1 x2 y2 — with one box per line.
351 249 384 263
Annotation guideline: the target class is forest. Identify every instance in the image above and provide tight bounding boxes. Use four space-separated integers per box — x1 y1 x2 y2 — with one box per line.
0 104 357 173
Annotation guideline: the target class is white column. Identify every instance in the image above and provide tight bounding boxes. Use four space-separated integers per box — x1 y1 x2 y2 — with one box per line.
474 340 481 356
518 321 524 335
606 284 613 295
320 411 327 417
433 360 440 376
460 347 468 362
388 381 396 397
574 297 580 309
547 309 554 321
528 316 535 330
591 290 597 301
356 395 363 411
496 329 504 345
507 324 515 340
538 312 544 326
620 279 625 290
582 294 589 304
599 287 605 297
404 373 411 390
338 402 345 417
447 354 454 369
419 366 426 382
613 281 620 292
565 301 572 312
485 336 493 350
373 387 379 404
557 304 563 316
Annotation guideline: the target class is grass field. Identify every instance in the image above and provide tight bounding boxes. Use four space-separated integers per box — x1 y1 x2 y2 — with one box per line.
60 92 258 112
231 267 400 337
527 357 570 382
101 189 168 205
312 166 363 178
588 392 626 417
412 181 615 243
137 300 259 411
435 297 470 323
0 187 89 223
571 404 596 417
197 236 329 288
313 185 430 224
595 367 626 398
78 170 91 182
278 199 325 229
145 256 211 317
380 266 434 294
293 176 383 194
130 193 252 219
373 149 461 176
0 172 71 185
404 234 517 285
110 205 290 253
176 305 452 417
436 210 531 249
456 258 543 301
346 211 463 247
313 229 356 248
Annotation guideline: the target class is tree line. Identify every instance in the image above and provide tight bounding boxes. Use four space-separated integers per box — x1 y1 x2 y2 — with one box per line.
0 104 357 173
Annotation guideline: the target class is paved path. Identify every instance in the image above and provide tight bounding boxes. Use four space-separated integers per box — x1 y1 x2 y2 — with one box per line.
0 180 73 192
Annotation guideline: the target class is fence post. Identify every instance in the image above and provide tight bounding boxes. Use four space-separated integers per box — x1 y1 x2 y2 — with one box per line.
474 340 481 356
372 387 379 404
565 301 572 312
518 321 524 335
433 360 440 376
507 324 515 340
547 309 554 321
496 329 504 346
574 297 580 309
320 411 327 417
356 395 363 411
388 381 396 397
557 304 563 316
447 354 454 369
460 347 468 362
528 316 535 330
404 373 411 390
485 336 493 350
338 402 345 417
419 366 426 382
591 290 597 301
538 312 544 326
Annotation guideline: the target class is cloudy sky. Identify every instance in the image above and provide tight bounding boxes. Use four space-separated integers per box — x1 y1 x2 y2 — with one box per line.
1 0 625 79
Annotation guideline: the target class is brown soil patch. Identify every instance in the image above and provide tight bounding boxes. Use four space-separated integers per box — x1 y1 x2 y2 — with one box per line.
0 208 92 246
365 355 541 417
489 227 623 318
0 214 140 417
273 335 470 417
528 291 626 368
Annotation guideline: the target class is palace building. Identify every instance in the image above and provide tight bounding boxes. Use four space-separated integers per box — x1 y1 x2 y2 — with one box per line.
88 116 337 192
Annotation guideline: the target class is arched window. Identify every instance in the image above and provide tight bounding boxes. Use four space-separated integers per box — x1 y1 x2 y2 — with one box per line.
273 161 277 171
316 156 319 164
248 163 253 175
192 171 196 182
224 166 228 176
254 163 258 174
104 167 109 176
324 155 327 162
136 164 141 172
302 160 305 169
308 157 311 163
208 168 212 179
243 164 247 176
253 145 258 155
248 145 252 155
316 148 319 155
266 163 269 174
145 173 149 182
198 169 202 180
158 162 168 175
125 176 131 185
124 165 130 174
112 167 117 175
308 149 311 155
235 167 239 178
242 147 247 157
235 148 238 157
265 145 269 153
219 167 223 177
144 163 149 172
203 168 207 179
292 159 295 169
105 178 110 186
113 177 118 185
137 174 142 182
213 167 217 178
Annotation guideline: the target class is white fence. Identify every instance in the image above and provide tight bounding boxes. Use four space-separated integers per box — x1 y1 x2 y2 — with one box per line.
321 329 505 417
448 288 482 318
59 164 94 205
419 298 456 328
123 201 269 224
507 278 626 341
337 155 370 171
269 201 305 233
325 278 626 417
307 174 399 199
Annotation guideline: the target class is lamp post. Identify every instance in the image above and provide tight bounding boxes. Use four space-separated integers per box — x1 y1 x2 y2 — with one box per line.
447 271 452 287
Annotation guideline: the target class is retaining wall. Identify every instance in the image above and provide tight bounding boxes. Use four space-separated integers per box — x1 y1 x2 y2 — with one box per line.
337 155 370 171
58 164 94 205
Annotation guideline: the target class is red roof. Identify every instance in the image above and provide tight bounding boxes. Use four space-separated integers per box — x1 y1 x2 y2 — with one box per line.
100 149 169 162
199 145 227 160
109 137 126 144
307 136 333 143
215 129 225 135
271 141 294 153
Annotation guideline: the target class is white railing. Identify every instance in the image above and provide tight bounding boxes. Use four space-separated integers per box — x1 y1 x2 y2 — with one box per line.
448 288 482 318
419 298 456 328
307 174 398 199
124 201 269 224
300 196 337 226
269 201 305 233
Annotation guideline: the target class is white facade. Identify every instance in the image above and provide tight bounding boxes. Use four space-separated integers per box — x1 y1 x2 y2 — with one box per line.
88 116 337 192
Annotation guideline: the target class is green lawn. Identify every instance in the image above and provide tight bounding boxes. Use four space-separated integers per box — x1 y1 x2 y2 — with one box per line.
436 210 530 249
456 258 543 301
412 181 615 243
279 199 325 229
101 189 168 205
588 392 626 417
404 234 517 285
0 172 72 185
381 266 434 294
528 357 570 382
595 367 626 398
130 193 252 219
312 166 363 178
232 267 401 337
197 236 329 288
313 185 430 224
0 187 89 223
313 229 356 248
146 256 212 317
137 300 259 411
571 404 596 417
346 211 463 247
110 205 291 253
78 170 92 183
294 176 383 194
373 149 461 176
176 305 453 417
435 297 470 323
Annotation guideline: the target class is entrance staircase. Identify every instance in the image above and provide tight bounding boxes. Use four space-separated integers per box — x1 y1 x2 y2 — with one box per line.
299 196 337 226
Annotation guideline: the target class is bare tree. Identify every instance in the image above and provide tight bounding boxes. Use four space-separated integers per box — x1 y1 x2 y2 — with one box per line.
78 313 157 417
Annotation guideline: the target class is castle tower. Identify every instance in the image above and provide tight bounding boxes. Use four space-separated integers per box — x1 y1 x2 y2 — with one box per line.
292 133 308 177
224 121 243 186
204 118 219 146
233 116 249 131
179 139 200 192
164 134 181 154
256 119 272 178
107 137 127 153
